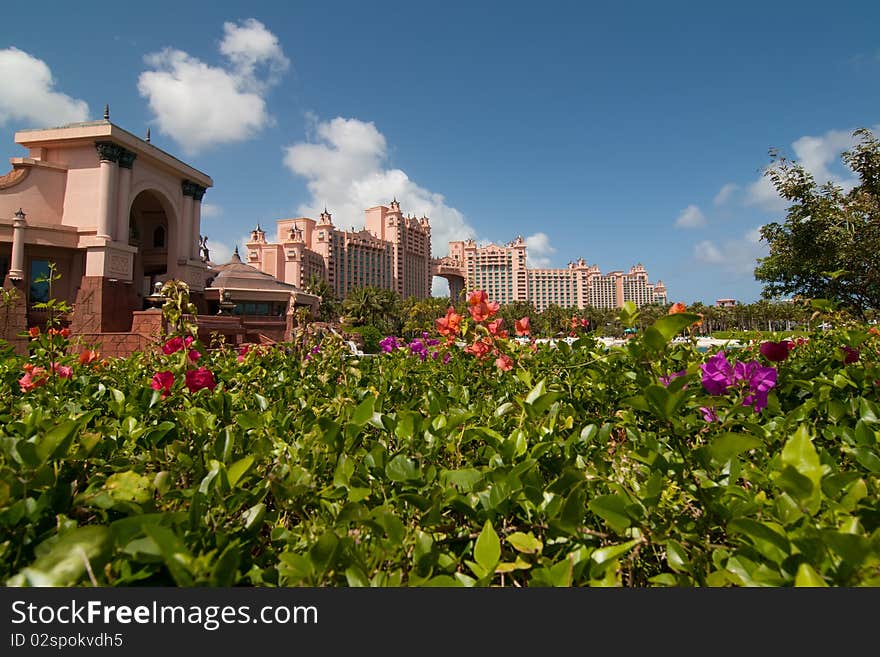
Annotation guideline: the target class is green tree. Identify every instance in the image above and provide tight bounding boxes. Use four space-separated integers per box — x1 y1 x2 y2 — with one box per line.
755 128 880 315
304 274 342 322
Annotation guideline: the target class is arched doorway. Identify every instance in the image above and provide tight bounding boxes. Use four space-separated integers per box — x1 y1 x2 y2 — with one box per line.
129 190 176 309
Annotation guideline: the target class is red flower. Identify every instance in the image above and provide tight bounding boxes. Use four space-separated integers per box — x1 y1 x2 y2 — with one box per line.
468 300 500 323
495 353 513 371
185 367 216 393
28 326 40 339
60 328 71 339
668 302 687 314
435 306 463 338
515 317 530 336
53 363 73 379
162 335 193 355
188 349 201 362
759 340 792 362
78 349 100 365
842 346 860 364
464 337 493 360
151 371 174 397
468 290 488 306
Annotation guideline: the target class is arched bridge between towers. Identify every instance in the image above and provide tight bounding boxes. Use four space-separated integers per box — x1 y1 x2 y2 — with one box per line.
431 257 465 302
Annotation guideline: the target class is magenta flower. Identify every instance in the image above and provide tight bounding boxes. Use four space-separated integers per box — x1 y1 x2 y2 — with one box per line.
701 351 735 395
380 336 400 353
443 352 451 364
185 367 216 393
759 340 792 362
188 349 201 362
162 335 193 355
842 346 860 364
151 370 174 398
700 406 719 423
659 370 687 387
735 361 777 413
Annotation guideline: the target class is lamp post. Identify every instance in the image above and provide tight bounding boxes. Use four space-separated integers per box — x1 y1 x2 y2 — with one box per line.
8 208 26 284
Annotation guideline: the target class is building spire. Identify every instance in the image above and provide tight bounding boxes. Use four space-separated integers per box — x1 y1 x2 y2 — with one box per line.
103 104 110 121
145 127 151 143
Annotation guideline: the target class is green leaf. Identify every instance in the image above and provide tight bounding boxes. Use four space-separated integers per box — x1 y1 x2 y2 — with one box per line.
507 532 543 555
210 543 241 587
227 455 255 488
525 379 546 405
850 447 880 474
474 520 501 573
352 395 376 426
709 433 762 463
36 419 79 463
591 539 640 566
794 563 827 587
647 313 702 343
666 540 690 574
589 494 632 534
7 526 112 586
781 425 823 489
386 454 420 482
104 471 154 505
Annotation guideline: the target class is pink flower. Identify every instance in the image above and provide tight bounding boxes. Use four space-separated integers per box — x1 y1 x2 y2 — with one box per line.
185 367 216 393
659 370 686 387
53 363 73 379
842 346 860 364
19 364 48 392
188 349 201 362
495 353 514 371
515 317 531 336
700 406 719 423
237 344 249 363
151 371 174 398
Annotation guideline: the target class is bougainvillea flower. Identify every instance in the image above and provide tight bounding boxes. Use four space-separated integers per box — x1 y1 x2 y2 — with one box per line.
443 352 452 364
28 326 40 339
735 361 777 413
78 349 99 365
464 337 493 360
701 351 735 395
185 368 216 393
237 344 249 362
842 346 860 364
409 339 428 361
487 318 507 338
435 306 463 338
515 317 531 336
380 336 400 353
162 335 193 355
759 340 793 362
659 370 687 387
53 363 73 379
700 406 719 423
468 299 500 323
668 302 687 314
19 364 49 392
151 371 174 397
468 290 488 306
495 353 514 371
187 349 201 362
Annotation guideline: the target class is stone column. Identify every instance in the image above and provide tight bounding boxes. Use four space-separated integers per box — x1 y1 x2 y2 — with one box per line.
115 149 136 244
191 184 206 259
95 142 121 240
8 209 26 282
180 181 195 262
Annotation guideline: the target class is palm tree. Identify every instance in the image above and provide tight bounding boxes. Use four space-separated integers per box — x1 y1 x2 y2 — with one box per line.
305 274 341 322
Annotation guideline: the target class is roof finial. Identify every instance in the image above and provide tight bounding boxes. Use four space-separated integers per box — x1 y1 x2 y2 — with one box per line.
233 245 240 257
103 104 110 121
145 128 151 143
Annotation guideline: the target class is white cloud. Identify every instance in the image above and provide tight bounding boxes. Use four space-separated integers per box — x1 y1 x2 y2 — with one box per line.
138 19 288 154
206 239 233 265
283 116 476 256
713 183 738 206
694 230 768 275
200 203 223 218
525 232 557 268
431 277 451 298
0 47 89 128
745 126 880 212
674 204 707 229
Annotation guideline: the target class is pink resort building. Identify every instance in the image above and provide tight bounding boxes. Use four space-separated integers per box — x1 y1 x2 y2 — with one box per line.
0 111 316 355
245 199 433 300
433 238 667 312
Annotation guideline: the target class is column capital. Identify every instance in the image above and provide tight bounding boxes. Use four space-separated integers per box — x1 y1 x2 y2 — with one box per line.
95 141 123 163
182 180 207 201
118 148 137 169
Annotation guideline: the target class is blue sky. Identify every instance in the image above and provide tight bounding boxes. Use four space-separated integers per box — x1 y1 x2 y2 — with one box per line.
2 0 879 304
